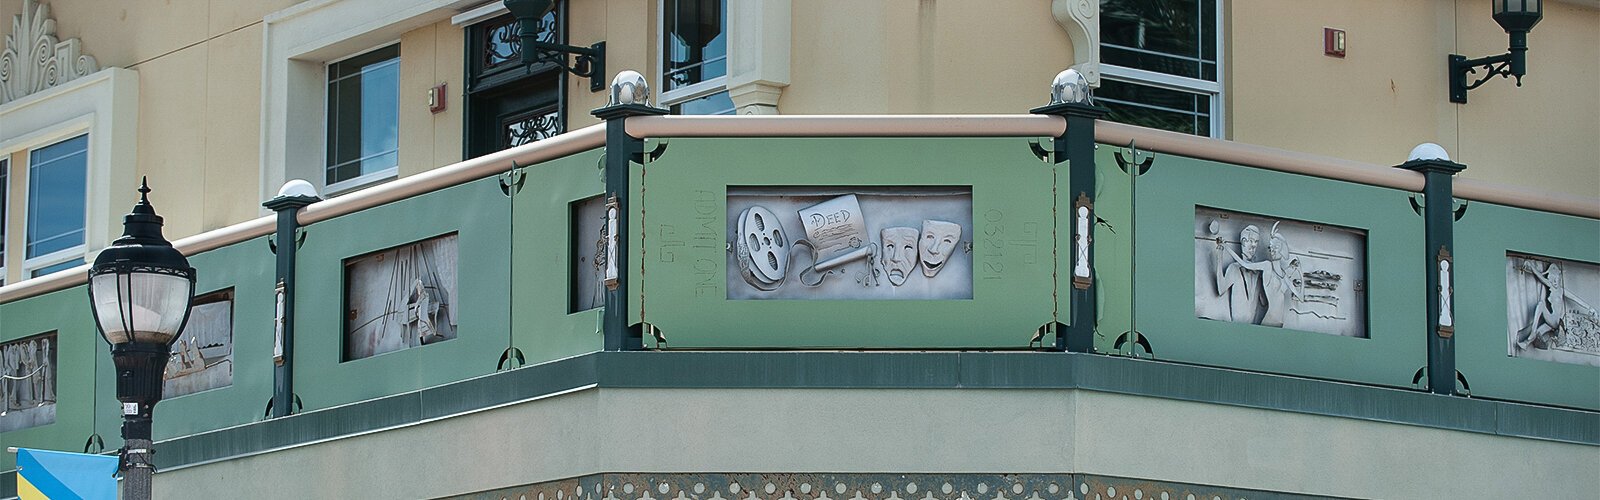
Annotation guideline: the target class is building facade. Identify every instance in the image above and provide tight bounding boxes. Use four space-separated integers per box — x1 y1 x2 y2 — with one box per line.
0 0 1596 498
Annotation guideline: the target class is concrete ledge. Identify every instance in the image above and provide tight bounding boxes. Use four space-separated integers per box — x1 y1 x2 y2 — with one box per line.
149 351 1597 471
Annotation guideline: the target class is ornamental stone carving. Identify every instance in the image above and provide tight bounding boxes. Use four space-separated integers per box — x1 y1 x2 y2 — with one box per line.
1051 0 1099 87
1 0 100 104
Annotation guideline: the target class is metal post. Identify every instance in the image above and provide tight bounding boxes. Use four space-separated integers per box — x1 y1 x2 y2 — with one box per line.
1397 157 1465 395
111 342 167 500
263 191 319 416
592 103 667 351
1033 101 1108 352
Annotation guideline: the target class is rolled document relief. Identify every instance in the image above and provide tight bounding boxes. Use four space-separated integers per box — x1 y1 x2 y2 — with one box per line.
798 194 871 271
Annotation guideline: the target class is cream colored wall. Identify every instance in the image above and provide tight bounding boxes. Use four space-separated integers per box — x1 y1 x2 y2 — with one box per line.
782 0 1073 115
1229 0 1598 198
398 19 467 177
568 0 656 130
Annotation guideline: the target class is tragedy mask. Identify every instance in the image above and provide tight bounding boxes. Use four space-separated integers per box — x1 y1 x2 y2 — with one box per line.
881 226 919 286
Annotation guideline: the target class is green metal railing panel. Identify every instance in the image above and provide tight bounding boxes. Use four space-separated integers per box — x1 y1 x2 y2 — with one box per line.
152 238 277 440
511 149 606 366
1454 202 1599 409
639 137 1056 348
0 286 103 469
1090 146 1135 352
293 177 511 411
1133 153 1426 387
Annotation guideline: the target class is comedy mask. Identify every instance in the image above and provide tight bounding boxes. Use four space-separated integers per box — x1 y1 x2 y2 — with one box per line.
735 205 791 288
920 219 961 278
880 227 919 286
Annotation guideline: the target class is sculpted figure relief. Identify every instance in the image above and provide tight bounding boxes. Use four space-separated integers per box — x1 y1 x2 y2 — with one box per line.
1210 222 1265 324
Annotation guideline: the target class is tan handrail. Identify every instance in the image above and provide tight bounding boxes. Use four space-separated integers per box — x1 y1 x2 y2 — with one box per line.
0 123 608 304
625 114 1067 138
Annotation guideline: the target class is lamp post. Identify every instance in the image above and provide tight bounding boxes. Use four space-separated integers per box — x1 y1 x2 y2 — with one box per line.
503 0 607 91
1449 0 1543 103
86 179 196 500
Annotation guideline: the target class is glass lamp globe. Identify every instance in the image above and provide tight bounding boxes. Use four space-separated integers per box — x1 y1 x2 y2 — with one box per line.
1050 68 1092 105
610 70 651 106
88 181 196 348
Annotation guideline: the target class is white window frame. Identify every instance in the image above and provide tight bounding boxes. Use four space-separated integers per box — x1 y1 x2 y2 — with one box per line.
322 42 403 195
0 68 138 284
260 0 470 206
0 157 8 285
1098 0 1225 138
19 134 90 278
656 0 729 110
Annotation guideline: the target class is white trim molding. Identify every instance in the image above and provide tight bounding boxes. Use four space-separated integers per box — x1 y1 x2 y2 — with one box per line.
726 0 789 115
0 0 100 105
259 0 480 206
0 67 139 281
1051 0 1099 87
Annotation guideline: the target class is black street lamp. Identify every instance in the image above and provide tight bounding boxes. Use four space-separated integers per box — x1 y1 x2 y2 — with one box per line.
86 179 196 500
1449 0 1544 103
503 0 607 91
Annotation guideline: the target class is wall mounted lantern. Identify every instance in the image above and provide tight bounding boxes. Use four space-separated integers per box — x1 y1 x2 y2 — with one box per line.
87 179 196 500
1450 0 1543 103
503 0 606 91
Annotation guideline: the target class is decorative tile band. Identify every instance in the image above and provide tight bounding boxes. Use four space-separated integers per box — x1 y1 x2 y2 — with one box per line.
452 473 1340 500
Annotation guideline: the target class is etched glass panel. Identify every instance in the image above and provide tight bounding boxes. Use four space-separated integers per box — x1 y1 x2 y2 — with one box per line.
727 187 973 300
1194 207 1368 338
1507 253 1599 366
165 289 234 398
0 333 56 432
343 234 459 360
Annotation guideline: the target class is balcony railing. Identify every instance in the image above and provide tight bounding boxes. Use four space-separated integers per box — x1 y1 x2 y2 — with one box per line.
0 115 1594 470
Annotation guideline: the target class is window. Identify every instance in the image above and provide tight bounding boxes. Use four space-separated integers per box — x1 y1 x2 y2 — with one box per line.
463 9 563 158
24 134 89 277
1098 0 1223 137
661 0 732 115
325 45 401 192
1 158 8 284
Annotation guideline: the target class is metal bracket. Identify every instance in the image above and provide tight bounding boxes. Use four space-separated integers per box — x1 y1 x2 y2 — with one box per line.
262 394 304 418
633 140 669 164
1113 330 1153 357
1028 139 1053 163
1114 140 1154 176
266 228 307 254
499 162 528 197
83 433 105 454
1030 321 1066 348
1410 195 1468 220
497 347 526 371
1412 366 1427 389
637 322 666 346
1456 370 1472 396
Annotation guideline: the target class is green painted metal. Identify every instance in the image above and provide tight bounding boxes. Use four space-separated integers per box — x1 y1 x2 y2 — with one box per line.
1132 153 1426 387
1453 202 1599 410
151 238 277 440
1089 146 1135 354
510 149 607 365
292 177 512 411
0 286 105 470
638 137 1057 348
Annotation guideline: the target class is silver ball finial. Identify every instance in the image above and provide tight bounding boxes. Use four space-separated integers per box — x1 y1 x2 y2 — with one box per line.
1050 68 1092 105
609 70 650 106
1407 143 1452 162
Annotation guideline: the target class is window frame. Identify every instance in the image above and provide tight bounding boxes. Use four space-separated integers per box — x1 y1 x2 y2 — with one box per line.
1 157 8 284
322 41 404 195
656 0 730 112
1098 0 1226 138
